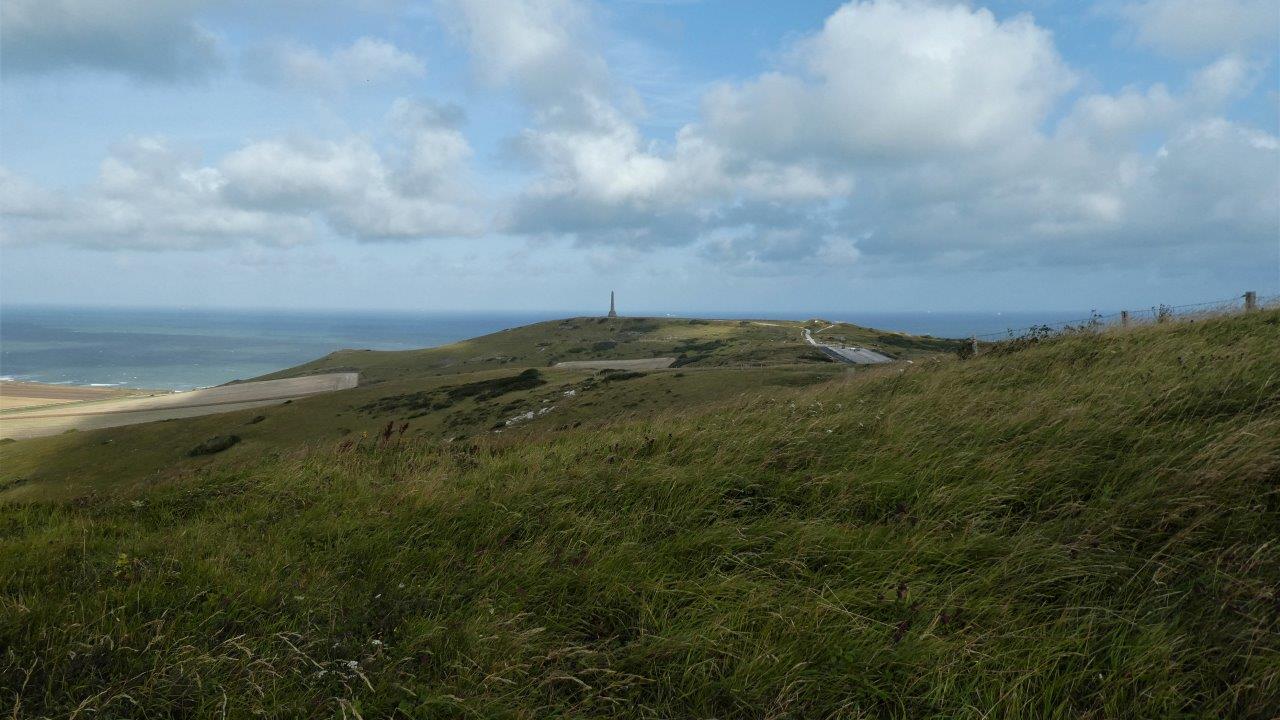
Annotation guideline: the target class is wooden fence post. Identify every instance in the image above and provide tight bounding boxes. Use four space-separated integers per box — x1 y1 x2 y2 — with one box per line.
1244 291 1257 311
1120 310 1129 327
970 336 979 357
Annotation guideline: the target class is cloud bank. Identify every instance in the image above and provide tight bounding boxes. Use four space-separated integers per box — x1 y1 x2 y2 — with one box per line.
242 37 427 92
1 100 482 249
1 0 223 81
1 0 1275 281
435 0 1277 273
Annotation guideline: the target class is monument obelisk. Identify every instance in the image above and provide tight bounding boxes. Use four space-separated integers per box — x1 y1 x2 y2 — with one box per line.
607 291 618 318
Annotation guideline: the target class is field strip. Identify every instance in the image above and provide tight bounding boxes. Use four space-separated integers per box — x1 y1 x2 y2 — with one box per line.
8 392 341 419
0 373 358 440
0 381 147 412
553 358 676 370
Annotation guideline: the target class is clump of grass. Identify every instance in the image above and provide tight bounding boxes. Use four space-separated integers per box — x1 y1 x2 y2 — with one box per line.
597 369 645 382
185 434 240 457
1 311 1278 717
360 369 546 416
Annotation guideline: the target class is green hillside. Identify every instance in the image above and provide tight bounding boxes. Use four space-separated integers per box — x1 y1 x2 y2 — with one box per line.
2 311 1278 717
256 315 951 384
0 316 951 501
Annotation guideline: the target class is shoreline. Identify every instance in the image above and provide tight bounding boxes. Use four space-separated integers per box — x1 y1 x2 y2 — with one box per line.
0 373 358 440
0 379 153 412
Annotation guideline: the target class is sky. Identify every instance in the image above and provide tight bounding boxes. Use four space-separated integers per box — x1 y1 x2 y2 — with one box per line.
1 0 1277 314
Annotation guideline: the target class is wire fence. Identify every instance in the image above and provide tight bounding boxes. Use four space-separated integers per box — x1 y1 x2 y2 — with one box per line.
973 292 1278 341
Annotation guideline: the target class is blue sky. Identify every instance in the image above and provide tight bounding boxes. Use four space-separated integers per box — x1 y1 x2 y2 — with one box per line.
1 0 1277 314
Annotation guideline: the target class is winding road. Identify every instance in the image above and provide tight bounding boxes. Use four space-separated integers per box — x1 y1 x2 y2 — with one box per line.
804 328 893 365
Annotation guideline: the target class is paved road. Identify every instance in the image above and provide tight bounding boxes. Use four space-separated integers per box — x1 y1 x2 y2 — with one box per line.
803 329 893 365
0 373 359 440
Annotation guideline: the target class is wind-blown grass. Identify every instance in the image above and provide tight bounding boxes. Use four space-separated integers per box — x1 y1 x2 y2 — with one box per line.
2 310 1278 718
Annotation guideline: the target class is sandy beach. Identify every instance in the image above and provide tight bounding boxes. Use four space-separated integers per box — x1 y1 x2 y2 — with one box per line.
0 381 148 411
0 374 359 440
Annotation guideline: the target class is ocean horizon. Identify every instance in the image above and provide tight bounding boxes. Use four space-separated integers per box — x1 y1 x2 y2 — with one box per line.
1 305 1100 390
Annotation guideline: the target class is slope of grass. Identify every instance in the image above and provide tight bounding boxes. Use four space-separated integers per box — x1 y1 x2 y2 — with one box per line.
4 314 900 501
2 311 1278 717
249 316 778 383
0 364 845 502
257 316 951 384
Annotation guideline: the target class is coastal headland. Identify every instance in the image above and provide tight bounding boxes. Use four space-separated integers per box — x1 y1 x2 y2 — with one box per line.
1 310 1277 717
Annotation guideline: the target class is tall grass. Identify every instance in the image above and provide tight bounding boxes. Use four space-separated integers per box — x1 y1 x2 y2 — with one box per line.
2 311 1278 718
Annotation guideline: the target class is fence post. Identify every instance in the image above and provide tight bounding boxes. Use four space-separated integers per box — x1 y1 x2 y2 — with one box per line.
1120 310 1129 327
969 336 979 357
1244 291 1257 312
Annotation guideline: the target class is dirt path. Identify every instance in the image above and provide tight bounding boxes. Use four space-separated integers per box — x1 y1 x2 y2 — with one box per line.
553 358 676 370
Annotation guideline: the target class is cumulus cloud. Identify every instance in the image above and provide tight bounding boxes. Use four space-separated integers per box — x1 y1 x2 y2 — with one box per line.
1132 120 1279 245
436 0 607 109
1186 53 1261 106
1120 0 1279 58
703 0 1075 160
849 115 1278 266
243 37 426 91
222 100 481 240
699 227 864 276
440 0 852 247
0 0 223 81
7 0 1275 276
440 0 1277 275
0 140 312 250
0 168 63 219
0 100 484 249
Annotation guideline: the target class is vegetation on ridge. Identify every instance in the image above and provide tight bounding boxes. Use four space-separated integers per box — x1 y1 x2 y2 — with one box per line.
1 316 950 501
2 311 1278 717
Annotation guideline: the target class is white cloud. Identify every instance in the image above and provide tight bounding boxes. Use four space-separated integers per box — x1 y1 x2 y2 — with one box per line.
444 0 1277 276
1187 54 1260 107
1121 0 1279 58
436 0 607 109
1056 84 1179 145
243 37 426 91
221 98 480 240
1133 119 1279 242
6 0 1274 278
1 100 484 249
699 227 864 276
441 0 852 246
1 139 312 250
0 168 63 219
0 0 222 81
704 0 1075 159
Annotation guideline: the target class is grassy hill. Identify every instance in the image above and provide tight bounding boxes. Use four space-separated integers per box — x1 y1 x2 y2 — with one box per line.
2 311 1278 717
0 316 950 501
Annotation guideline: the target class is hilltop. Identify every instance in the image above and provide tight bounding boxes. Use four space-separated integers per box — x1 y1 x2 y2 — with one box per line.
1 310 1277 717
0 316 954 501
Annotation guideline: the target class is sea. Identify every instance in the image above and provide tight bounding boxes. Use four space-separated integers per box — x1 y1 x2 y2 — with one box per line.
0 305 1096 390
